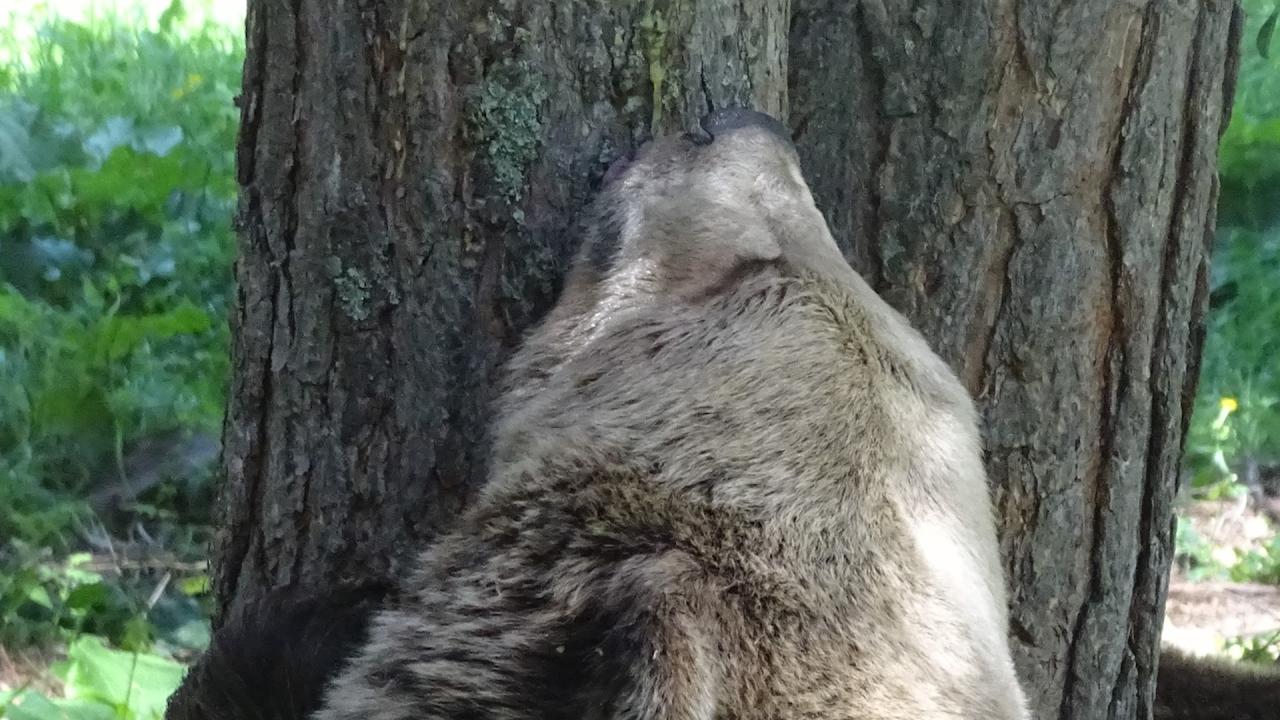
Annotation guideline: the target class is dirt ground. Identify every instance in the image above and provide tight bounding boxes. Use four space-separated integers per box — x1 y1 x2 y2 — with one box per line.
0 645 61 696
1164 498 1280 658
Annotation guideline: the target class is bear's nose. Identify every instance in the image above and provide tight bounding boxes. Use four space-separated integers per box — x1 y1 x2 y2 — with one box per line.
699 108 793 146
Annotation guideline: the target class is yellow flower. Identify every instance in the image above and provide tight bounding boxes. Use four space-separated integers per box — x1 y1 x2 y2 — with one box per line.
171 73 204 99
1220 397 1239 413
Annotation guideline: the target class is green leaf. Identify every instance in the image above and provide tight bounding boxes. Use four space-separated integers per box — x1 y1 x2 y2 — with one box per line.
1260 5 1279 59
64 582 111 611
62 636 185 720
0 688 118 720
158 0 187 33
119 615 154 653
70 147 193 224
3 689 68 720
176 574 208 597
94 303 211 361
24 583 54 610
0 289 37 326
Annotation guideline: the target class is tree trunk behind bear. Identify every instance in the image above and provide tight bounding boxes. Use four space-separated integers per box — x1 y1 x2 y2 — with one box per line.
216 0 787 617
217 1 1242 718
790 2 1242 718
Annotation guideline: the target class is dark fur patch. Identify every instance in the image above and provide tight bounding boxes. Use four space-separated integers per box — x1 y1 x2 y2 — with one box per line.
700 108 792 147
1155 649 1280 720
164 582 390 720
583 204 625 278
401 598 652 720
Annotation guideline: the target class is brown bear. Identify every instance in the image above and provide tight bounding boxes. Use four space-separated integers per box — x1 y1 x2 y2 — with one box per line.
307 108 1029 720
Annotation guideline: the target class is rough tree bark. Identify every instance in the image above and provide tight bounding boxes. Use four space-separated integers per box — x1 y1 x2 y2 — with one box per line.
217 0 787 611
216 1 1241 718
790 2 1241 717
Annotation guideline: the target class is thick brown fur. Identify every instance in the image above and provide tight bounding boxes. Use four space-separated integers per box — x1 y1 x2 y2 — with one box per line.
1154 648 1280 720
314 109 1030 720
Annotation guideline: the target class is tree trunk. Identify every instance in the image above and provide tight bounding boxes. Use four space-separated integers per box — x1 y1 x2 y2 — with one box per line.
216 0 787 613
790 2 1242 718
217 0 1241 718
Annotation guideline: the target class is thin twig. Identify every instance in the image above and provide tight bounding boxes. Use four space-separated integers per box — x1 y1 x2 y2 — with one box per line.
146 572 173 610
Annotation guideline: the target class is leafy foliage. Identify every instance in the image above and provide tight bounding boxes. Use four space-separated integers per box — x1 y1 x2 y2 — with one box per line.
1216 3 1280 231
1228 630 1280 663
1176 0 1280 593
0 2 241 712
1 543 210 653
1259 5 1278 59
1175 514 1280 585
1 635 186 720
0 8 239 541
1183 0 1280 497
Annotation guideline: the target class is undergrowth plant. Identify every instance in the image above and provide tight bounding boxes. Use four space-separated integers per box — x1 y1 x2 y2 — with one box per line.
1 1 240 715
1 635 185 720
1176 0 1280 594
